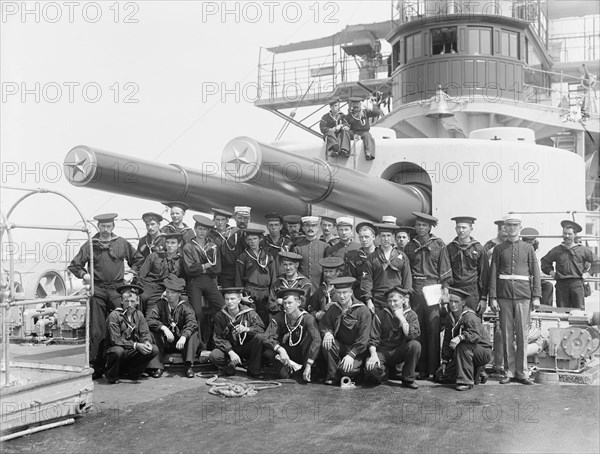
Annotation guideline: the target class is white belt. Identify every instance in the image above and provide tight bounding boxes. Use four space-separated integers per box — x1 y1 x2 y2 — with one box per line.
499 274 529 281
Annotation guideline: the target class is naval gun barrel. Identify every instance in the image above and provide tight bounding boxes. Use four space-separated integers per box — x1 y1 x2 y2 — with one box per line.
221 137 430 222
63 145 308 218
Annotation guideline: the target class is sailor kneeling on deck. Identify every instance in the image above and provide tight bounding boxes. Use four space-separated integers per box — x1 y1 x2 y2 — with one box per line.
209 287 266 379
364 287 421 389
104 284 158 384
262 288 321 382
435 287 492 391
145 274 201 378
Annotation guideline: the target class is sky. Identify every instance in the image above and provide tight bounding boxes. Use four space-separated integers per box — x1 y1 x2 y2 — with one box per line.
1 0 391 243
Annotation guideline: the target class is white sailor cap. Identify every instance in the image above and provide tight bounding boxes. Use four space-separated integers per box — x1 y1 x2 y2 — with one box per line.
336 216 354 227
301 216 320 224
234 206 251 215
503 213 522 224
381 216 397 224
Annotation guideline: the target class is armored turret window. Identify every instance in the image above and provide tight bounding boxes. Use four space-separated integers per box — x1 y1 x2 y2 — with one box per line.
405 32 423 62
467 27 492 55
500 30 519 58
431 27 457 55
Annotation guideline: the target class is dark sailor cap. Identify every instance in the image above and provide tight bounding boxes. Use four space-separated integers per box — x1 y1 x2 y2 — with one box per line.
265 212 283 222
142 212 163 223
447 287 471 300
561 220 582 233
348 96 364 102
278 251 303 262
220 287 244 295
494 219 504 226
212 208 233 218
356 221 378 235
93 213 118 223
276 288 305 299
163 274 186 292
451 216 477 224
330 277 356 289
163 201 189 211
520 227 539 239
242 228 265 236
193 215 215 228
412 212 438 227
319 257 345 268
116 283 144 295
159 232 183 241
384 286 410 297
320 215 337 224
397 225 415 233
283 215 302 224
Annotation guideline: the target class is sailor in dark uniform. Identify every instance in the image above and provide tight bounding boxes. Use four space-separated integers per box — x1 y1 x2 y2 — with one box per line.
145 275 201 378
209 287 266 379
207 207 237 288
541 220 599 309
446 216 489 314
324 216 360 267
395 226 414 252
344 96 379 160
403 212 452 380
183 215 224 347
235 228 276 326
160 201 195 245
283 214 305 246
345 221 377 293
261 212 293 276
320 277 372 385
436 287 492 391
269 251 313 314
319 99 351 157
137 212 165 259
319 215 339 246
364 287 420 388
263 288 321 382
104 284 158 384
306 256 345 321
68 213 144 379
361 223 412 312
138 232 186 311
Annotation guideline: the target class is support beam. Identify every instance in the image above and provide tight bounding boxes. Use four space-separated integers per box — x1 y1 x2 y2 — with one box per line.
259 107 323 139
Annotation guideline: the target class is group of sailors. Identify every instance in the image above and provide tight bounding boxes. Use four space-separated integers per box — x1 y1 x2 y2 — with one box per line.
68 203 598 389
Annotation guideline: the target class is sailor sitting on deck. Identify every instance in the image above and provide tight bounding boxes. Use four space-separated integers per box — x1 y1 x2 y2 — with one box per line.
262 288 321 382
104 284 158 384
320 277 372 385
364 287 421 389
209 287 266 379
145 274 201 379
435 287 492 391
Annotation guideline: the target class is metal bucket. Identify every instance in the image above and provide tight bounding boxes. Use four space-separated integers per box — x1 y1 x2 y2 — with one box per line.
535 371 560 385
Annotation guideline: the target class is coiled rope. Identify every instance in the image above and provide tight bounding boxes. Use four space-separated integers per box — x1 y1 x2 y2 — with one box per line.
203 374 282 397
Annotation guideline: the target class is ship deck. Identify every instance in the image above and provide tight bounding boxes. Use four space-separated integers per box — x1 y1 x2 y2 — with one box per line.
3 343 599 454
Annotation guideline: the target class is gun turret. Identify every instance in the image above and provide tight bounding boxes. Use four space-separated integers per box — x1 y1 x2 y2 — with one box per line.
64 142 430 221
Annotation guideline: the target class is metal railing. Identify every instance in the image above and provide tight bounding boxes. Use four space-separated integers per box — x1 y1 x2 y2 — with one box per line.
549 32 600 64
392 0 548 44
1 187 94 386
258 50 391 103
